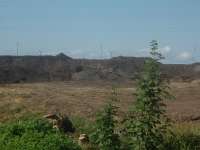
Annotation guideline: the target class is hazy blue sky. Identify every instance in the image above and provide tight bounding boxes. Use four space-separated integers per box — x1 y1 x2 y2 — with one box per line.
0 0 200 63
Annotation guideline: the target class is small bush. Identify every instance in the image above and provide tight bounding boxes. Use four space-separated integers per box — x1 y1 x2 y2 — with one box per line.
75 65 83 72
91 88 120 150
0 118 81 150
59 115 76 133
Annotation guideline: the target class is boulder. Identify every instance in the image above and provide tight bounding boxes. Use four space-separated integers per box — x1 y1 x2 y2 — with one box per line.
78 134 89 145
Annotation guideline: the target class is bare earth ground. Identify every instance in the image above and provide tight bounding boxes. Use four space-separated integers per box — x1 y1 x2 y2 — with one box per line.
0 80 200 122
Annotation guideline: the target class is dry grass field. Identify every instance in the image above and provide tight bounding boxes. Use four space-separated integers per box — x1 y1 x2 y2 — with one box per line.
0 80 200 123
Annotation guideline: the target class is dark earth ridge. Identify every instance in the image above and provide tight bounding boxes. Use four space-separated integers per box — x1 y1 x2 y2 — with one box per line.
0 53 199 83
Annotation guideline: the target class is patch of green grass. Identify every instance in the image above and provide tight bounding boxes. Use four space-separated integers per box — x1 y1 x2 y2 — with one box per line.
71 117 98 150
163 123 200 150
0 117 81 150
1 114 200 150
71 116 95 135
72 116 200 150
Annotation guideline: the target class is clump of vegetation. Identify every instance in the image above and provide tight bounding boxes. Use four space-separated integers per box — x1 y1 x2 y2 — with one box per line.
71 116 95 137
91 87 121 150
0 117 81 150
123 40 173 150
163 123 200 150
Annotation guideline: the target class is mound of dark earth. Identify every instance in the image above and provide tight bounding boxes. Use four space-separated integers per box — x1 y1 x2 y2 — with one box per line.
0 53 199 83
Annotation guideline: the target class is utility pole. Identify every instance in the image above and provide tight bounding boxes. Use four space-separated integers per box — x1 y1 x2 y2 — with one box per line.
100 44 103 59
16 42 19 56
192 47 198 63
109 51 113 58
39 50 42 56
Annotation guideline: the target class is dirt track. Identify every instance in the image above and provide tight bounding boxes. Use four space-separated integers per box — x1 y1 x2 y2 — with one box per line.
0 80 200 122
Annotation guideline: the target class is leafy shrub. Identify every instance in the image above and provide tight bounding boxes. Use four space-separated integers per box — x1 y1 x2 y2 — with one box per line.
0 118 81 150
123 40 173 150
